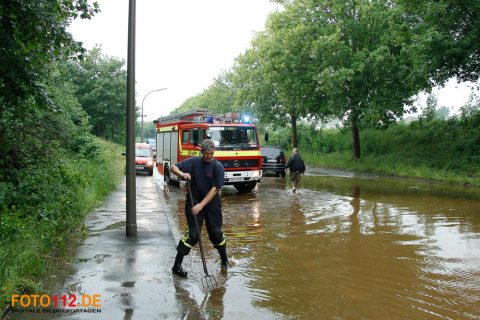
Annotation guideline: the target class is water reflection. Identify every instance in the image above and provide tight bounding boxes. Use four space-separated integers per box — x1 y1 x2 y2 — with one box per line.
173 278 226 319
350 185 361 216
346 184 361 257
118 249 137 320
164 172 480 319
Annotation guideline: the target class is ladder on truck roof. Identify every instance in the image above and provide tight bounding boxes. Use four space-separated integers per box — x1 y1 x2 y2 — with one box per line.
154 109 209 124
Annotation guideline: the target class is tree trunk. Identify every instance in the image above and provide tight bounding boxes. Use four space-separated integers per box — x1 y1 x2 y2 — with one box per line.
351 115 361 160
290 114 298 148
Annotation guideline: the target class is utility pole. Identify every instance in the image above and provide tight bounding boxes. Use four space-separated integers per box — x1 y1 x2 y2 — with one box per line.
126 0 137 237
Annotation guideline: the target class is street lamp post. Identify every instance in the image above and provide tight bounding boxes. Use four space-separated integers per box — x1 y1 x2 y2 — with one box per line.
126 0 136 237
141 88 167 142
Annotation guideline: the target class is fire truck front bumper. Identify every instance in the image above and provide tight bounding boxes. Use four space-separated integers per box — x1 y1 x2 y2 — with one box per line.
224 170 262 185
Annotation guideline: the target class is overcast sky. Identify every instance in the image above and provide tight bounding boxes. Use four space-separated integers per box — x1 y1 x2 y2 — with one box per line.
69 0 279 121
69 0 476 121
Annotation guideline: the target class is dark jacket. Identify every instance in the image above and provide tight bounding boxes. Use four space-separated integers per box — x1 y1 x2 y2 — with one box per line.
286 153 305 172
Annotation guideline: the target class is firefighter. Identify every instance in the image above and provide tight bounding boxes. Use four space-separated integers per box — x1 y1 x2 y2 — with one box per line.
285 147 306 193
170 139 229 277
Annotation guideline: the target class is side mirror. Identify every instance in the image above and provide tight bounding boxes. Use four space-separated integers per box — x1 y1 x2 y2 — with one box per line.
192 129 199 146
264 131 269 143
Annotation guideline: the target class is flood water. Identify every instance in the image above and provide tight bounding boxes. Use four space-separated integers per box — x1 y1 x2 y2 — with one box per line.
165 168 480 319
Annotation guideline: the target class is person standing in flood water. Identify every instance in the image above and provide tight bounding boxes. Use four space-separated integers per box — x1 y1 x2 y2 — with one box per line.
285 147 306 193
169 139 229 277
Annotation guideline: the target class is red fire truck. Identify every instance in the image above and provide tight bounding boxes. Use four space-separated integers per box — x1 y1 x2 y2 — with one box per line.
153 109 262 193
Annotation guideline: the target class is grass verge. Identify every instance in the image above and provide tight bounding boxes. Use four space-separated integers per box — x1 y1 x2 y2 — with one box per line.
303 150 480 186
0 138 124 304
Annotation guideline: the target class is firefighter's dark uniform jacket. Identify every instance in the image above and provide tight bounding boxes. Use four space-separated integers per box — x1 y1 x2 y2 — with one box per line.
175 156 226 255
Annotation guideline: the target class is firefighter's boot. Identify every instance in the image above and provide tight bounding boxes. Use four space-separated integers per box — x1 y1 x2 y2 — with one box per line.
217 246 230 270
172 252 187 277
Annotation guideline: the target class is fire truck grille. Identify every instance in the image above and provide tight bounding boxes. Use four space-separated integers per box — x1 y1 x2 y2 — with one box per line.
219 159 259 169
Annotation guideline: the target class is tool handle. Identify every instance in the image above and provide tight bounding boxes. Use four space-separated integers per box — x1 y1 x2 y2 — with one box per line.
187 180 209 276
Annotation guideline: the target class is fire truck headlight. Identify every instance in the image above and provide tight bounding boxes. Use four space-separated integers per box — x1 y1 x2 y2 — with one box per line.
253 170 261 177
147 160 154 166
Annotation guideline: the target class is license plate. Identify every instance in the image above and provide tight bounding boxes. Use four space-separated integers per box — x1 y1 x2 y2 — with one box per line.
136 165 144 169
267 159 277 162
228 177 245 182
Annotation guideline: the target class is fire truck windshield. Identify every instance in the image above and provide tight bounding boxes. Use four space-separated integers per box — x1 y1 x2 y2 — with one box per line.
206 126 258 150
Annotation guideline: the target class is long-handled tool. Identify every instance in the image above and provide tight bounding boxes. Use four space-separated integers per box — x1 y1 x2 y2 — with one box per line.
187 180 218 289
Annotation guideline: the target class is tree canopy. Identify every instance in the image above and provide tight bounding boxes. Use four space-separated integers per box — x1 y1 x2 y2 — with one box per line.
233 7 325 147
63 47 127 144
173 0 480 159
0 0 98 107
397 0 480 83
0 0 99 182
173 71 237 115
234 0 432 157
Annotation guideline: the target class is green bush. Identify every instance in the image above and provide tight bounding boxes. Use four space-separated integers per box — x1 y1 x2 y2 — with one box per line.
0 138 123 303
269 114 480 185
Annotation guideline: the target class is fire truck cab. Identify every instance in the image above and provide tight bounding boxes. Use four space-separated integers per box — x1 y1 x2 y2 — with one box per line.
154 109 262 193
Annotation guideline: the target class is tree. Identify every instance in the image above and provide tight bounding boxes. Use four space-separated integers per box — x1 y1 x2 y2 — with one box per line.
0 0 98 181
436 106 450 120
397 0 480 83
201 71 237 114
238 0 431 158
422 93 438 120
420 93 450 120
64 47 128 144
233 8 327 148
0 0 98 107
460 92 480 118
137 121 156 141
310 0 434 159
173 71 237 115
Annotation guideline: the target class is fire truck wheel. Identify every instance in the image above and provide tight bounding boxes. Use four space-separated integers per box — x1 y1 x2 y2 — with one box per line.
234 181 257 193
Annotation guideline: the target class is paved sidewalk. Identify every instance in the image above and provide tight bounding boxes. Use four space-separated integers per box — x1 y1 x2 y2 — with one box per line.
56 175 182 319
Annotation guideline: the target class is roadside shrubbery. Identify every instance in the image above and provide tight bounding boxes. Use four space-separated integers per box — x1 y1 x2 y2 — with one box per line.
267 113 480 185
0 138 123 302
0 62 125 303
1 2 124 305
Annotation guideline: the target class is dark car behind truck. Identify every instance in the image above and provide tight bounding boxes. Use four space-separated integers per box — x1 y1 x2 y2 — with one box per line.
261 146 286 177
